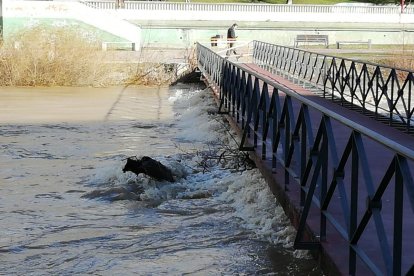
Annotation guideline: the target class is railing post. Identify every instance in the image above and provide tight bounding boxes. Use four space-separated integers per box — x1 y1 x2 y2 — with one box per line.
320 116 328 241
349 131 359 276
393 158 403 276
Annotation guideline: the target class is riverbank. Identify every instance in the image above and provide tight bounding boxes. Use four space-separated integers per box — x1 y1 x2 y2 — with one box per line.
0 26 192 87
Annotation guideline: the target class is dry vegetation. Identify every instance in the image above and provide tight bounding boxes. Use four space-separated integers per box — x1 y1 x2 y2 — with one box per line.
377 55 414 71
0 26 182 87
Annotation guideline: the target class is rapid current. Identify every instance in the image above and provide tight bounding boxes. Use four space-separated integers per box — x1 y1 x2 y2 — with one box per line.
0 84 321 275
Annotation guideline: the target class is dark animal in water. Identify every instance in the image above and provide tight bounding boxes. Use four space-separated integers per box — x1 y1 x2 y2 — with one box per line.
123 156 175 182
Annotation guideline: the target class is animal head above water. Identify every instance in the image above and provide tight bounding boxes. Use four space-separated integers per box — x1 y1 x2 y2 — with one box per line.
122 157 144 174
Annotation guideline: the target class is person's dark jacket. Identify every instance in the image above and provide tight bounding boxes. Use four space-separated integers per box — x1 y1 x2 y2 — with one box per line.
227 27 236 39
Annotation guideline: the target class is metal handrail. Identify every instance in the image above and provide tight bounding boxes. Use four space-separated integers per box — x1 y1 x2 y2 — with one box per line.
252 40 414 134
200 43 413 155
196 42 414 275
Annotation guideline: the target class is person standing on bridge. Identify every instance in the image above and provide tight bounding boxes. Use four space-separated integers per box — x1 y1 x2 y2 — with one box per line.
226 23 238 56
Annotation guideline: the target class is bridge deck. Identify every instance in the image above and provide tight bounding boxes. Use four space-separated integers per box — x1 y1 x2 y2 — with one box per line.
221 63 414 275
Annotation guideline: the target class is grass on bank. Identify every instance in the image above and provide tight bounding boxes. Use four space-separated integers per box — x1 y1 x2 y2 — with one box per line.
0 26 178 87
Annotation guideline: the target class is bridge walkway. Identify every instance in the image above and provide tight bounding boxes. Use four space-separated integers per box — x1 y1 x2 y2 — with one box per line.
218 62 414 275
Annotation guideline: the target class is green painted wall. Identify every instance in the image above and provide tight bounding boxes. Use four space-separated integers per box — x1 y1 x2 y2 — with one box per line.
140 27 414 48
3 17 414 48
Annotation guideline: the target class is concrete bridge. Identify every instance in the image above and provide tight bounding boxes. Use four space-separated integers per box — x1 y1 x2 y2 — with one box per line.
196 40 414 275
3 0 414 50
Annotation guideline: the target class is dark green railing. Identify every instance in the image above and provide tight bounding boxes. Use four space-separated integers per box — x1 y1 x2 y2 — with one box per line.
252 40 414 134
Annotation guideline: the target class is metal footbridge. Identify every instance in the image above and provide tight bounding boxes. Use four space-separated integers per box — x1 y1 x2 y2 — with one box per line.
196 40 414 275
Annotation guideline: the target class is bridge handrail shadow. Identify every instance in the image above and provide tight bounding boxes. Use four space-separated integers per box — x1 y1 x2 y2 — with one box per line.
252 40 414 134
196 42 414 275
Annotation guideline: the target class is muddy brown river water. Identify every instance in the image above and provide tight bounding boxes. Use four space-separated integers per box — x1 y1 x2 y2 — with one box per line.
0 85 321 275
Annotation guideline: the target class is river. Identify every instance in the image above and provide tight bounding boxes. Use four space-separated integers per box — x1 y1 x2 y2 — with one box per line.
0 84 321 275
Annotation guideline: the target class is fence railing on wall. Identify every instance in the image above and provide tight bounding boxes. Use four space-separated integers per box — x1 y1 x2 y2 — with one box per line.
81 1 413 14
252 40 414 134
196 42 414 275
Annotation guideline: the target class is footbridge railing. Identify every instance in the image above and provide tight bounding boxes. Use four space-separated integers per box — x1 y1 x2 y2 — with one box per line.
196 42 414 275
252 40 414 134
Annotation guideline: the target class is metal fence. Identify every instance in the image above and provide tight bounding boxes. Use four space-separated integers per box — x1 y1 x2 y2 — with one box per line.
81 1 414 14
196 42 414 275
252 40 414 134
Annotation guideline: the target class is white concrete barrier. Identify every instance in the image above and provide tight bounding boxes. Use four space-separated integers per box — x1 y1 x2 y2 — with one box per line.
3 0 141 50
82 1 414 23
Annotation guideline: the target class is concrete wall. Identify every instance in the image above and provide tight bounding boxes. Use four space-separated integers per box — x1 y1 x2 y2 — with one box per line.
3 0 141 47
0 0 3 40
138 25 414 49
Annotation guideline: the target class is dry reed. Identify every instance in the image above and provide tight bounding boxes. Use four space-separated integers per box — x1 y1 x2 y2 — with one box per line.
0 25 178 87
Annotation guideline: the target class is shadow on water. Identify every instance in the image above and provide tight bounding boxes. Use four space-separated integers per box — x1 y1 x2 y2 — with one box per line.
81 185 144 201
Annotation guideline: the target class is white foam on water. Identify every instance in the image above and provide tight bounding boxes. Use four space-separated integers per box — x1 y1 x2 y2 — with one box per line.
88 163 136 187
217 170 296 247
169 87 309 252
85 86 312 260
170 88 225 142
